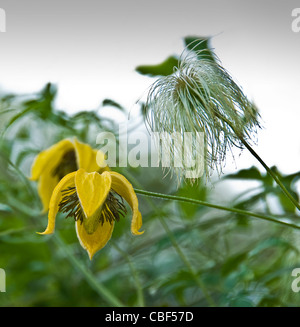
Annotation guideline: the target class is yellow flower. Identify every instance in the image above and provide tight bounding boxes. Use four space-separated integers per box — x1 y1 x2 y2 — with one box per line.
38 168 144 259
30 138 107 212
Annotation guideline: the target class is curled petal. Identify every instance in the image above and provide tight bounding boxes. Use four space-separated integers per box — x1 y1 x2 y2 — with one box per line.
38 172 76 235
74 138 106 172
110 172 144 235
30 139 74 181
37 172 59 213
76 219 114 260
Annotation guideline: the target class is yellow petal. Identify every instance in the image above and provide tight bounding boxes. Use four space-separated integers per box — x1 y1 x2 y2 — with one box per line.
75 169 112 233
75 219 114 260
30 139 74 181
74 138 106 172
38 171 76 235
110 172 144 235
37 172 59 213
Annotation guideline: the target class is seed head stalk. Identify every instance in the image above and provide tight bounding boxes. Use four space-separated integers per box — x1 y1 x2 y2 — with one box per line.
214 110 300 211
145 43 300 210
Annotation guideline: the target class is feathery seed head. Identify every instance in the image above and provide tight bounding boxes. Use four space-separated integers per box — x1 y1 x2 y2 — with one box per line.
145 45 261 180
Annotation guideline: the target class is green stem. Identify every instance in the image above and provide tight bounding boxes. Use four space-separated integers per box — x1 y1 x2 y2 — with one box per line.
239 137 300 211
54 234 124 307
215 112 300 211
134 188 300 231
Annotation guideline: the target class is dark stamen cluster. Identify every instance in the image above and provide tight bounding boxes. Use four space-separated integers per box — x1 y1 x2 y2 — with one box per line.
58 187 127 227
59 187 85 223
100 191 127 225
52 150 78 180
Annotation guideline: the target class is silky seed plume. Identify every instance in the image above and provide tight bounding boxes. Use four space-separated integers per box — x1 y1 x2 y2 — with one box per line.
145 43 261 181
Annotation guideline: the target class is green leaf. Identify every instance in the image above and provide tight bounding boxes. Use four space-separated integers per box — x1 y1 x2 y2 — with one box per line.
249 237 299 257
6 106 32 128
184 36 215 62
278 191 298 213
135 36 215 77
135 56 179 77
224 166 263 181
102 99 125 111
6 83 58 129
268 167 300 212
23 82 57 119
221 252 248 276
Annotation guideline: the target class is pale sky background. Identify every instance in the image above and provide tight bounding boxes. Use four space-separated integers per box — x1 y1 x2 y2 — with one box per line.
0 0 299 178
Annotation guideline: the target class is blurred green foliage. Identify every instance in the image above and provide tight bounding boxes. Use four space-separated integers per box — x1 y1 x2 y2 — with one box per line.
0 39 300 307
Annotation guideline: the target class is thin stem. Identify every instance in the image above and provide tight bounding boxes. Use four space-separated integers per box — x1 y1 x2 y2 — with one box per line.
239 137 300 211
215 111 300 211
134 188 300 232
54 234 124 307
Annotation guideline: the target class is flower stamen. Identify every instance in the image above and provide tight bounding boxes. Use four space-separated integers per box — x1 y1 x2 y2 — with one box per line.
52 150 78 180
59 187 85 222
58 187 127 226
101 191 127 225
